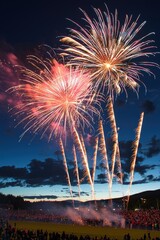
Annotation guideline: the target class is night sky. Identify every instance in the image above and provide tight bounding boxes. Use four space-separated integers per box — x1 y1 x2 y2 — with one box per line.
0 0 160 202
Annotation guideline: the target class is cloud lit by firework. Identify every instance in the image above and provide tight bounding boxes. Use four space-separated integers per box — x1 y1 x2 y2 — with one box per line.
60 5 158 98
0 51 21 109
7 50 101 141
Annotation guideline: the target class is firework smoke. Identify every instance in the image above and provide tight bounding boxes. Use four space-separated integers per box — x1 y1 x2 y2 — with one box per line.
44 205 125 228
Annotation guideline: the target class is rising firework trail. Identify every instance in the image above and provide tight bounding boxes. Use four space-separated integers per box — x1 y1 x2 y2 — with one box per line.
8 54 100 141
98 120 111 199
107 96 120 188
59 138 73 200
73 145 81 199
92 136 99 183
127 112 144 207
80 134 87 157
72 126 94 198
115 144 123 184
61 5 158 97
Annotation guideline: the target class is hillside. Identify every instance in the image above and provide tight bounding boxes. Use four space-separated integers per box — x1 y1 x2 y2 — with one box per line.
28 189 160 210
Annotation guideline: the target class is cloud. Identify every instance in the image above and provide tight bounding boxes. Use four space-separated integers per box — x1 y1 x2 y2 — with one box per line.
96 173 107 184
0 166 27 179
134 163 158 176
96 160 158 184
0 158 67 188
112 138 160 183
121 158 158 181
0 180 23 188
93 136 159 185
144 135 160 158
23 195 58 200
0 135 159 189
0 47 24 117
119 140 133 159
0 157 86 188
141 100 155 114
124 174 160 185
26 158 71 187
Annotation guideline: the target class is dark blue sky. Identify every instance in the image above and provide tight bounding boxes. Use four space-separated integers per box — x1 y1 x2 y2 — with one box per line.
0 0 160 201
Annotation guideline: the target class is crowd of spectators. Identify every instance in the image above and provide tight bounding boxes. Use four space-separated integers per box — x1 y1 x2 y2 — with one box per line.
121 209 160 230
0 209 70 224
0 221 159 240
1 208 159 231
0 208 160 240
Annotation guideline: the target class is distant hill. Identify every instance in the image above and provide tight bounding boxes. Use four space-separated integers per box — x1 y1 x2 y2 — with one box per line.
0 189 159 210
129 189 160 199
123 189 160 209
28 189 160 211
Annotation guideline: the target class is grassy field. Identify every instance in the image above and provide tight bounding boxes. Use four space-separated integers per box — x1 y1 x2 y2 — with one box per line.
9 220 160 240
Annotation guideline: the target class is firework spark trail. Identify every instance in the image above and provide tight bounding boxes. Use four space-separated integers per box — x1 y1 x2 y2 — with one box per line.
92 136 98 183
72 126 94 198
127 112 144 205
98 120 111 199
107 97 120 188
73 145 81 199
115 144 123 184
79 134 87 157
7 56 100 141
61 5 158 97
59 138 73 199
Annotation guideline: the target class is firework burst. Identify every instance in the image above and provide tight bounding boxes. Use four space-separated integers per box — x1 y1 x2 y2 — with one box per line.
61 5 158 97
8 54 100 141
